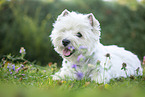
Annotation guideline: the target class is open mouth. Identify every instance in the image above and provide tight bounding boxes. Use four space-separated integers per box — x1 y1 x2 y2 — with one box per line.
63 46 75 57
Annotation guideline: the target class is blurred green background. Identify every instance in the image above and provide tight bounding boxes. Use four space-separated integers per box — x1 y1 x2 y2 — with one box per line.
0 0 145 66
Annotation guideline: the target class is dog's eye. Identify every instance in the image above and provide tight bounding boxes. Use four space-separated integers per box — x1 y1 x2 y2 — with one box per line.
76 32 82 38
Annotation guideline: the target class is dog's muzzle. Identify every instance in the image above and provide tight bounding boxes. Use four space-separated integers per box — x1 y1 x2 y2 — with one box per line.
62 39 70 47
63 46 75 57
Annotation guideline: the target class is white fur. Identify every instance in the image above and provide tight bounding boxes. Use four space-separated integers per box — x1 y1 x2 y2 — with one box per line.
50 9 143 83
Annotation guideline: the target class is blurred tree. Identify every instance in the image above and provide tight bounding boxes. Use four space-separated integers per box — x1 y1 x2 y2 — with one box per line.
117 0 138 10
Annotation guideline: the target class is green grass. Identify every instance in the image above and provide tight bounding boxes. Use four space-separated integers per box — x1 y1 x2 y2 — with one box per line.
0 54 145 97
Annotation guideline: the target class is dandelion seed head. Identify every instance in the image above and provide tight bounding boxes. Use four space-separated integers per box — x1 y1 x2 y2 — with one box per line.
121 63 127 70
105 53 110 57
122 63 127 68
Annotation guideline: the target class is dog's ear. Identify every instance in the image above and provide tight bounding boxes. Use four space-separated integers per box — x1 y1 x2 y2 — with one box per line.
57 9 70 21
87 13 101 38
62 9 70 16
88 13 93 26
87 13 100 28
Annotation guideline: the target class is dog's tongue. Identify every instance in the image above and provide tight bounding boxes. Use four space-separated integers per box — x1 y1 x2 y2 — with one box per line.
63 48 71 56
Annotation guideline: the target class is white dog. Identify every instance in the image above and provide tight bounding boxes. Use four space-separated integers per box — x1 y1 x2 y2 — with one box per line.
50 9 143 83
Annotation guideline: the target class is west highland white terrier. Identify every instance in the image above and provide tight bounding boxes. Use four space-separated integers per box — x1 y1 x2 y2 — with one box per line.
50 9 143 83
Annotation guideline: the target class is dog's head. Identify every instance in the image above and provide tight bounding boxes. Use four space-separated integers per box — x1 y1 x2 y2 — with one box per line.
50 9 101 61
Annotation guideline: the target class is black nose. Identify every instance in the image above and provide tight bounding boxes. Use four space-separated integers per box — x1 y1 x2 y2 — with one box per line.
62 39 70 47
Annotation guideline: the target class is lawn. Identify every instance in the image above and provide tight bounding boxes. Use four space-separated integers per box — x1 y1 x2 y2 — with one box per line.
0 48 145 97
